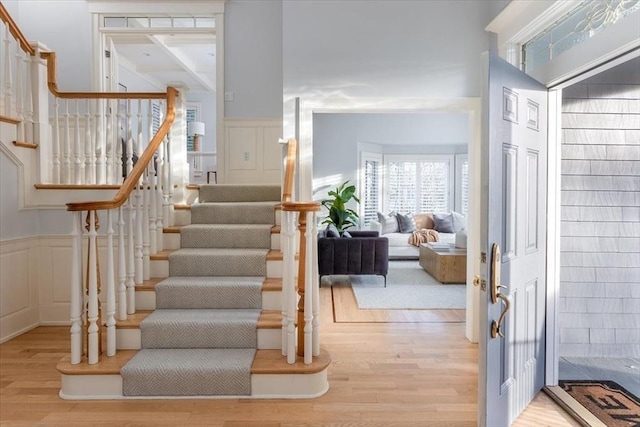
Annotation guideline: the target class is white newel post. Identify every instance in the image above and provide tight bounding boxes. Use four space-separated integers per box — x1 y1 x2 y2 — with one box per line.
170 88 187 204
284 211 297 364
86 211 99 365
30 43 52 183
311 212 320 357
280 209 290 357
117 206 127 321
126 197 136 314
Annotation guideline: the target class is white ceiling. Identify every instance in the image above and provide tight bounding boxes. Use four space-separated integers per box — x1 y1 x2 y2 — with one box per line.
108 27 216 92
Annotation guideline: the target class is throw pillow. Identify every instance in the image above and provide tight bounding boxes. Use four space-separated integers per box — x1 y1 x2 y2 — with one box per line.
414 213 435 230
341 231 352 238
377 211 399 234
325 223 340 237
451 211 467 233
433 213 455 233
396 212 416 233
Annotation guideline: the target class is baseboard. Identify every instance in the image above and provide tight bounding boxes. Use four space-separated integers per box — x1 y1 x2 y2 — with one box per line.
0 322 40 344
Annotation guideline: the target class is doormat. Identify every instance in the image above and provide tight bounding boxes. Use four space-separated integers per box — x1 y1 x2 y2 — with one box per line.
559 380 640 426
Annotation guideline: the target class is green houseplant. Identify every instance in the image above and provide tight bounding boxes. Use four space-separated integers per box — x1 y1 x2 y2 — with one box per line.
321 180 360 232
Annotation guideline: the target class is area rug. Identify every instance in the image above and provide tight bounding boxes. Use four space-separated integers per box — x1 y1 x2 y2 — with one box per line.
559 380 640 426
325 261 466 310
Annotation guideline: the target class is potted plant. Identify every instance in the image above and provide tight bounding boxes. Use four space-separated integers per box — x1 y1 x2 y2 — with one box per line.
321 180 360 232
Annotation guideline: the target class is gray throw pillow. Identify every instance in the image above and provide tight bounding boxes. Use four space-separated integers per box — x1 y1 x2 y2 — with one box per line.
396 212 416 233
325 223 340 237
451 211 467 233
341 231 352 238
377 211 399 234
433 213 455 233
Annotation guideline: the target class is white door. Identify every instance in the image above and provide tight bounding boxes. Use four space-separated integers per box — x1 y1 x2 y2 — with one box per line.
478 52 548 426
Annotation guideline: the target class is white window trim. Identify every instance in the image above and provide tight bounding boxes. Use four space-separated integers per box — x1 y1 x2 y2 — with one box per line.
455 154 469 215
382 154 455 214
359 151 383 227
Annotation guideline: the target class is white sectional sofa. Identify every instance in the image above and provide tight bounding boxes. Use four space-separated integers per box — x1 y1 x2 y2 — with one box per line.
370 211 465 260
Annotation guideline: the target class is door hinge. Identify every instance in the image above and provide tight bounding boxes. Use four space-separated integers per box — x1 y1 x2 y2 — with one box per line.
480 251 487 264
105 50 111 58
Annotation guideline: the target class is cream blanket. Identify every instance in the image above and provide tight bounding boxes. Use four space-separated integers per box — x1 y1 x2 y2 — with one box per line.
408 229 440 247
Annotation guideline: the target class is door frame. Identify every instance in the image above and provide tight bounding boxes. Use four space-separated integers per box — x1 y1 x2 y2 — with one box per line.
297 97 482 343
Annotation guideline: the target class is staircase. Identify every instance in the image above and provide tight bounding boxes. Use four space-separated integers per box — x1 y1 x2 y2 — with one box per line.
57 184 330 399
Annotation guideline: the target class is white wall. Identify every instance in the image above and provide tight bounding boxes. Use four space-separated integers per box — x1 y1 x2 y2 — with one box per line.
312 112 468 200
5 0 93 91
224 0 283 118
283 0 494 104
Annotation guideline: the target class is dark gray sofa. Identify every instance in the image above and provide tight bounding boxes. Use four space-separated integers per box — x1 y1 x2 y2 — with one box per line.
317 230 389 286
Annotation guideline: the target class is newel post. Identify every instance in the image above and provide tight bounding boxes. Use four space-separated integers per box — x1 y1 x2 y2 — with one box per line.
30 42 52 183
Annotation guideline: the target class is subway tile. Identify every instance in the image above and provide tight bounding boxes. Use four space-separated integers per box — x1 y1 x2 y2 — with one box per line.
560 222 619 237
561 176 615 191
561 98 640 114
619 237 640 252
622 207 640 221
595 268 640 283
561 328 590 344
625 130 640 145
586 297 624 313
561 160 591 175
605 283 640 298
589 328 615 344
619 223 640 237
559 282 605 298
560 252 584 266
563 297 589 313
616 328 640 344
561 190 637 207
588 84 640 99
607 146 640 161
581 252 638 268
623 299 640 314
560 267 596 282
561 343 640 357
612 177 640 191
590 160 640 176
562 113 640 130
561 206 623 221
563 129 627 145
561 144 607 160
563 84 589 99
560 313 606 328
561 237 619 252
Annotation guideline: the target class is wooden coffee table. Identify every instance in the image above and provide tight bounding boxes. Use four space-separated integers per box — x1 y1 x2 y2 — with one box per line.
419 244 467 284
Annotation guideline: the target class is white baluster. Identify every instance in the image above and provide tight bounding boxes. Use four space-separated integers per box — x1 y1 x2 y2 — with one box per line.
149 161 158 255
142 166 151 281
311 211 320 357
135 183 144 285
23 53 33 143
85 100 93 184
280 209 290 357
126 198 136 314
304 210 313 364
105 210 116 356
2 26 12 116
14 48 23 141
52 98 60 184
117 206 127 321
96 99 105 184
285 211 297 364
105 99 113 184
167 131 174 226
70 211 83 365
155 140 164 252
126 99 133 176
74 100 83 184
86 211 99 364
63 99 71 184
162 135 170 228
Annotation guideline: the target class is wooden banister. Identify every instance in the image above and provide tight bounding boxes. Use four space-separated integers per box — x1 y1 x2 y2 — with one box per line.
66 86 178 212
0 2 35 56
282 138 297 202
40 52 166 99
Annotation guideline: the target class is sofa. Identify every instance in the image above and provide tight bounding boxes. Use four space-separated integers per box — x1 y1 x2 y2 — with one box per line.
317 229 389 286
370 212 465 260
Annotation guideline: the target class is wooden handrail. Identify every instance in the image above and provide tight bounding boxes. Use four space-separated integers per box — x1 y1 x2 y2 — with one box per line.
0 2 35 56
66 86 178 212
282 138 297 202
41 52 166 99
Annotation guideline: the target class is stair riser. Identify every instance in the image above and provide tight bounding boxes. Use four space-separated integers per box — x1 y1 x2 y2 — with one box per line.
173 210 191 226
198 185 281 203
163 232 280 251
60 370 329 400
116 328 280 350
150 259 285 279
135 290 283 311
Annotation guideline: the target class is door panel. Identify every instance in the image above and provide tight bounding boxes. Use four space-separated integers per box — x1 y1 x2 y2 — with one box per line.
479 52 548 427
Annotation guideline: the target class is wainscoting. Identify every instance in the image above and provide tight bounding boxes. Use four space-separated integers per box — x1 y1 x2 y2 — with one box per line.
220 118 282 184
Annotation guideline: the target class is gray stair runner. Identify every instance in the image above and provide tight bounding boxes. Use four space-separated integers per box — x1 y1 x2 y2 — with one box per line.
121 184 280 397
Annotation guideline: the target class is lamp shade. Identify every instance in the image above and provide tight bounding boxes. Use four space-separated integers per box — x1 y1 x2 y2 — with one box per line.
187 121 205 136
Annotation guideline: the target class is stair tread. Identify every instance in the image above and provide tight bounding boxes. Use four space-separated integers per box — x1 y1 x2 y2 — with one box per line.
263 278 282 292
117 310 280 329
57 348 331 376
137 277 281 292
163 226 182 233
150 250 175 260
136 278 164 291
271 225 280 234
174 204 191 210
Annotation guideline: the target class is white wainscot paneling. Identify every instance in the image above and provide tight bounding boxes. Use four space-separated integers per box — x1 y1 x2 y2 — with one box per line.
223 119 283 184
0 238 40 343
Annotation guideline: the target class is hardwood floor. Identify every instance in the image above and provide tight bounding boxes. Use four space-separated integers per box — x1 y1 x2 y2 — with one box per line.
0 286 578 426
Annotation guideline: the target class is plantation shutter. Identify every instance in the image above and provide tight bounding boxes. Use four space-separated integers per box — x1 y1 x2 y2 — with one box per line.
460 160 469 216
151 101 162 136
362 158 381 226
386 161 417 214
419 160 450 213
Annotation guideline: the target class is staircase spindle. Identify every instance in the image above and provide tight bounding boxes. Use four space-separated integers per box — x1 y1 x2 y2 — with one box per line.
310 212 320 357
3 26 13 117
117 206 127 321
69 211 83 364
84 100 92 184
126 198 136 314
134 183 144 285
167 131 174 226
86 210 100 364
303 210 314 364
105 210 116 356
23 53 33 143
74 99 83 184
105 99 113 184
14 48 23 140
284 210 297 364
95 99 105 184
142 166 151 280
52 97 60 183
63 99 71 184
149 161 158 255
161 135 170 228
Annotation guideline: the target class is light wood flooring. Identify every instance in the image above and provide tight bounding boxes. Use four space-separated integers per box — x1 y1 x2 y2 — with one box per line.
0 286 579 426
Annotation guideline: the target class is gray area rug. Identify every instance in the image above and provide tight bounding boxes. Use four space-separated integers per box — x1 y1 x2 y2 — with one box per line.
327 261 466 310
